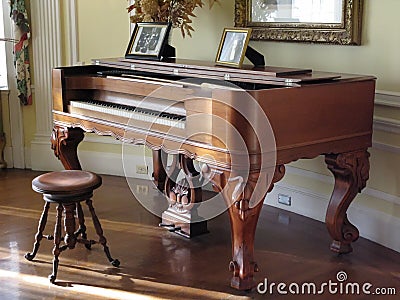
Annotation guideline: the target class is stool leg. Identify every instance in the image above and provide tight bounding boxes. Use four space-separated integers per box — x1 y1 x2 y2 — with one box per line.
25 202 51 261
86 199 120 267
75 203 88 241
63 203 77 249
49 203 65 283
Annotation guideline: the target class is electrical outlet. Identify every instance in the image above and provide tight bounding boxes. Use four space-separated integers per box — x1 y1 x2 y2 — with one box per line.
278 194 291 206
136 185 149 195
136 165 148 174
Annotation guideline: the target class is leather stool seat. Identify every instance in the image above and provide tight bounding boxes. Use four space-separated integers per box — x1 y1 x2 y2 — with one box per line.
25 170 120 283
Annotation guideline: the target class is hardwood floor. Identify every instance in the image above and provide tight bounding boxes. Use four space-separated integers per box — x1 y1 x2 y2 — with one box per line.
0 169 399 299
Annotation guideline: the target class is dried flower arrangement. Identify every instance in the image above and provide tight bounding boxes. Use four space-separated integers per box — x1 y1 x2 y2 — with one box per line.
128 0 219 37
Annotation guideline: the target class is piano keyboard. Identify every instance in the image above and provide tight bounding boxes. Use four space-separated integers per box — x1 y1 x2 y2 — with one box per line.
69 100 186 129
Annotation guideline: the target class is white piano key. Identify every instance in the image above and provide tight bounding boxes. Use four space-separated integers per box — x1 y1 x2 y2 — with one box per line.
70 100 185 129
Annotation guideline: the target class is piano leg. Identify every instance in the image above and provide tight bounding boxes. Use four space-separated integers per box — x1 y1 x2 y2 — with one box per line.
227 196 264 290
152 149 167 192
51 126 84 170
325 150 370 254
212 166 285 290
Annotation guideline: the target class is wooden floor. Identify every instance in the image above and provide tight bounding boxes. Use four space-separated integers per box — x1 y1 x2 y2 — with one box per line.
0 169 399 299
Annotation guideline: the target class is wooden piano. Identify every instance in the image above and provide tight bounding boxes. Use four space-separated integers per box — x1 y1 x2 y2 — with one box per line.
51 57 375 290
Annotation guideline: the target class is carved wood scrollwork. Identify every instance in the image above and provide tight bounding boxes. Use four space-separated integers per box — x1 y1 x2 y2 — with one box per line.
326 151 370 192
161 154 208 237
325 150 370 253
228 165 285 222
164 154 203 215
51 126 84 170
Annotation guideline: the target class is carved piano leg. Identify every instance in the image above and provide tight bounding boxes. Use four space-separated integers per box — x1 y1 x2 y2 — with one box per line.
325 150 370 254
227 194 264 290
152 149 167 192
213 166 285 290
161 154 208 238
51 126 84 170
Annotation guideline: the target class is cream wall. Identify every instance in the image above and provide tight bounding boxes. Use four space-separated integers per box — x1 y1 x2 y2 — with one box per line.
173 0 399 92
75 0 130 64
12 0 130 163
16 0 400 251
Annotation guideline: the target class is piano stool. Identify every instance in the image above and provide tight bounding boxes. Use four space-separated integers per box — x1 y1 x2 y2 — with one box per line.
25 170 120 283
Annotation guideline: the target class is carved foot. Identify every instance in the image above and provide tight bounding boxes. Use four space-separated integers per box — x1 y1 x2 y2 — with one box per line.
25 202 51 261
230 261 259 290
227 200 264 290
329 214 359 253
49 257 59 284
86 199 120 267
24 252 36 261
111 258 121 267
325 150 369 254
49 204 64 283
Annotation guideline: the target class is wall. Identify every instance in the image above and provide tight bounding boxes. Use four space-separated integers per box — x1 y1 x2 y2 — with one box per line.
75 0 130 64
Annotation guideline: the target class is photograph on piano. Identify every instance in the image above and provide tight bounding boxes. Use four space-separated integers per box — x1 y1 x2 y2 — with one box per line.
215 28 252 68
125 22 172 60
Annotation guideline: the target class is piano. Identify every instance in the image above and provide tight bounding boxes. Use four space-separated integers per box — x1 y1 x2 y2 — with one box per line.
51 57 375 290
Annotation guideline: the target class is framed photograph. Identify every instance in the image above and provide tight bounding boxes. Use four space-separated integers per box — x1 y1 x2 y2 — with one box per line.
215 28 252 68
125 22 172 60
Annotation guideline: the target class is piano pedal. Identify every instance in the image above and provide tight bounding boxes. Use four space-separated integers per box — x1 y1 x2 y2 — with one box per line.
159 223 190 238
159 223 177 231
158 223 190 238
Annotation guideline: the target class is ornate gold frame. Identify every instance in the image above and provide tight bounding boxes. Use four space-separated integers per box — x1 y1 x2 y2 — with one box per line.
215 28 252 68
235 0 363 45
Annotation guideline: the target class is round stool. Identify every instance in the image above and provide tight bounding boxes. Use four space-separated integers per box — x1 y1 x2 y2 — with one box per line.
25 170 120 283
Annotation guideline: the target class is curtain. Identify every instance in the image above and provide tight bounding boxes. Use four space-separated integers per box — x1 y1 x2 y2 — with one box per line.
10 0 32 105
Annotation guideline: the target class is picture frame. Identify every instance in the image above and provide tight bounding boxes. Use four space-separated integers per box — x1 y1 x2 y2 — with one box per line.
215 28 252 68
125 22 172 60
235 0 363 45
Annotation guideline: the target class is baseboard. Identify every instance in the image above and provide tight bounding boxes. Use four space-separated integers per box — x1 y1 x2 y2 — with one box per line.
29 138 153 179
266 175 400 253
24 146 31 169
284 165 400 206
79 149 153 180
373 90 400 136
3 146 12 168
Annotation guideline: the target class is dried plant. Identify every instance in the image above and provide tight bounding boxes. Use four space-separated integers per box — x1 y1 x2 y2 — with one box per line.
128 0 219 37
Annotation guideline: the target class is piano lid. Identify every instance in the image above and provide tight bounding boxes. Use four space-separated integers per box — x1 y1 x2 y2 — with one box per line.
93 57 341 86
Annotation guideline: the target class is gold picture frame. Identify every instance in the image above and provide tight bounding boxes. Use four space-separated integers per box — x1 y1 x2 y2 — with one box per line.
215 28 252 68
235 0 363 45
